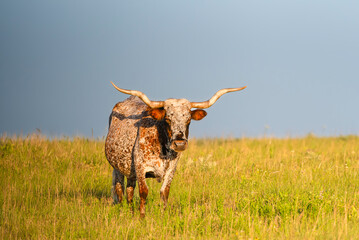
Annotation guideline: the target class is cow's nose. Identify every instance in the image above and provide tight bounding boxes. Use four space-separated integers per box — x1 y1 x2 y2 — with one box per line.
174 132 184 140
171 140 188 152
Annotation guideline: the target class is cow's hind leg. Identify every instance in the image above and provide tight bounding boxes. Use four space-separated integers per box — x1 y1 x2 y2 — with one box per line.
125 177 136 214
126 177 136 204
112 169 125 204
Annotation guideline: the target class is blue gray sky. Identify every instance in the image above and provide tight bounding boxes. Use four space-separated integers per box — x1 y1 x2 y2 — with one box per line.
1 1 358 138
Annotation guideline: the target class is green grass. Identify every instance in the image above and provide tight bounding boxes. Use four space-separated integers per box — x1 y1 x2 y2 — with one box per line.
1 134 359 239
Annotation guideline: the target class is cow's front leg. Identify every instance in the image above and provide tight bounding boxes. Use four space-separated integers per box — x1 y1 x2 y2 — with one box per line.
160 160 178 210
134 162 148 217
137 174 148 218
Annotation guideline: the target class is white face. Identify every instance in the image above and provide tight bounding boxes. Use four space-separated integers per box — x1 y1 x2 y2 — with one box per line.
163 99 192 151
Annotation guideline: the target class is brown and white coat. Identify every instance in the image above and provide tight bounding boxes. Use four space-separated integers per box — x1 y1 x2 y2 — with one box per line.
105 82 246 217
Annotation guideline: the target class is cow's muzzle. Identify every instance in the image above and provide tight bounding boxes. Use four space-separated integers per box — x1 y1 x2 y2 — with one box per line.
170 140 188 152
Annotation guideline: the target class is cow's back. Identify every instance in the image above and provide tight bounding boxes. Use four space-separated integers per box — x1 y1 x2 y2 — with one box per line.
105 96 147 177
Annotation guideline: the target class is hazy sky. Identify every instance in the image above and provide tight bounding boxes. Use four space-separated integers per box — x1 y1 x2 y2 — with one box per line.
1 1 358 138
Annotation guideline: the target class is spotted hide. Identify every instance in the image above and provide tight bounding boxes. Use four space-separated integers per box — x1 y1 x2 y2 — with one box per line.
105 83 246 217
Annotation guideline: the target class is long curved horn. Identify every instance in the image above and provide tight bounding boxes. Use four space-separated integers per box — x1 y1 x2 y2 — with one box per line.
191 86 247 109
111 81 164 108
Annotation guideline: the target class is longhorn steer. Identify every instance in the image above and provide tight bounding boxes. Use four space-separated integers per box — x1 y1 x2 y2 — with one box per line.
105 82 246 217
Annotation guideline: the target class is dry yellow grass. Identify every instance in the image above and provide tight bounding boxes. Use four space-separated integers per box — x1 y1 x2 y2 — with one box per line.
1 134 359 239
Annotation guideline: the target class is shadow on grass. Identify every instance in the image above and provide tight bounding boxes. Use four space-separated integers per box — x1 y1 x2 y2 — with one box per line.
52 184 112 203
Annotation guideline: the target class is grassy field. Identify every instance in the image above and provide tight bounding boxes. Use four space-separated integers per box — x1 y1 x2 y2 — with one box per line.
1 134 359 239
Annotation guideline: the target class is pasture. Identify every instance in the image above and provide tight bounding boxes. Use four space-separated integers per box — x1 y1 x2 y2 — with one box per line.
1 135 359 239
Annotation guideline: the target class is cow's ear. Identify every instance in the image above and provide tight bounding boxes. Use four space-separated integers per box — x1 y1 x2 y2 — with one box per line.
191 109 207 121
148 108 166 120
